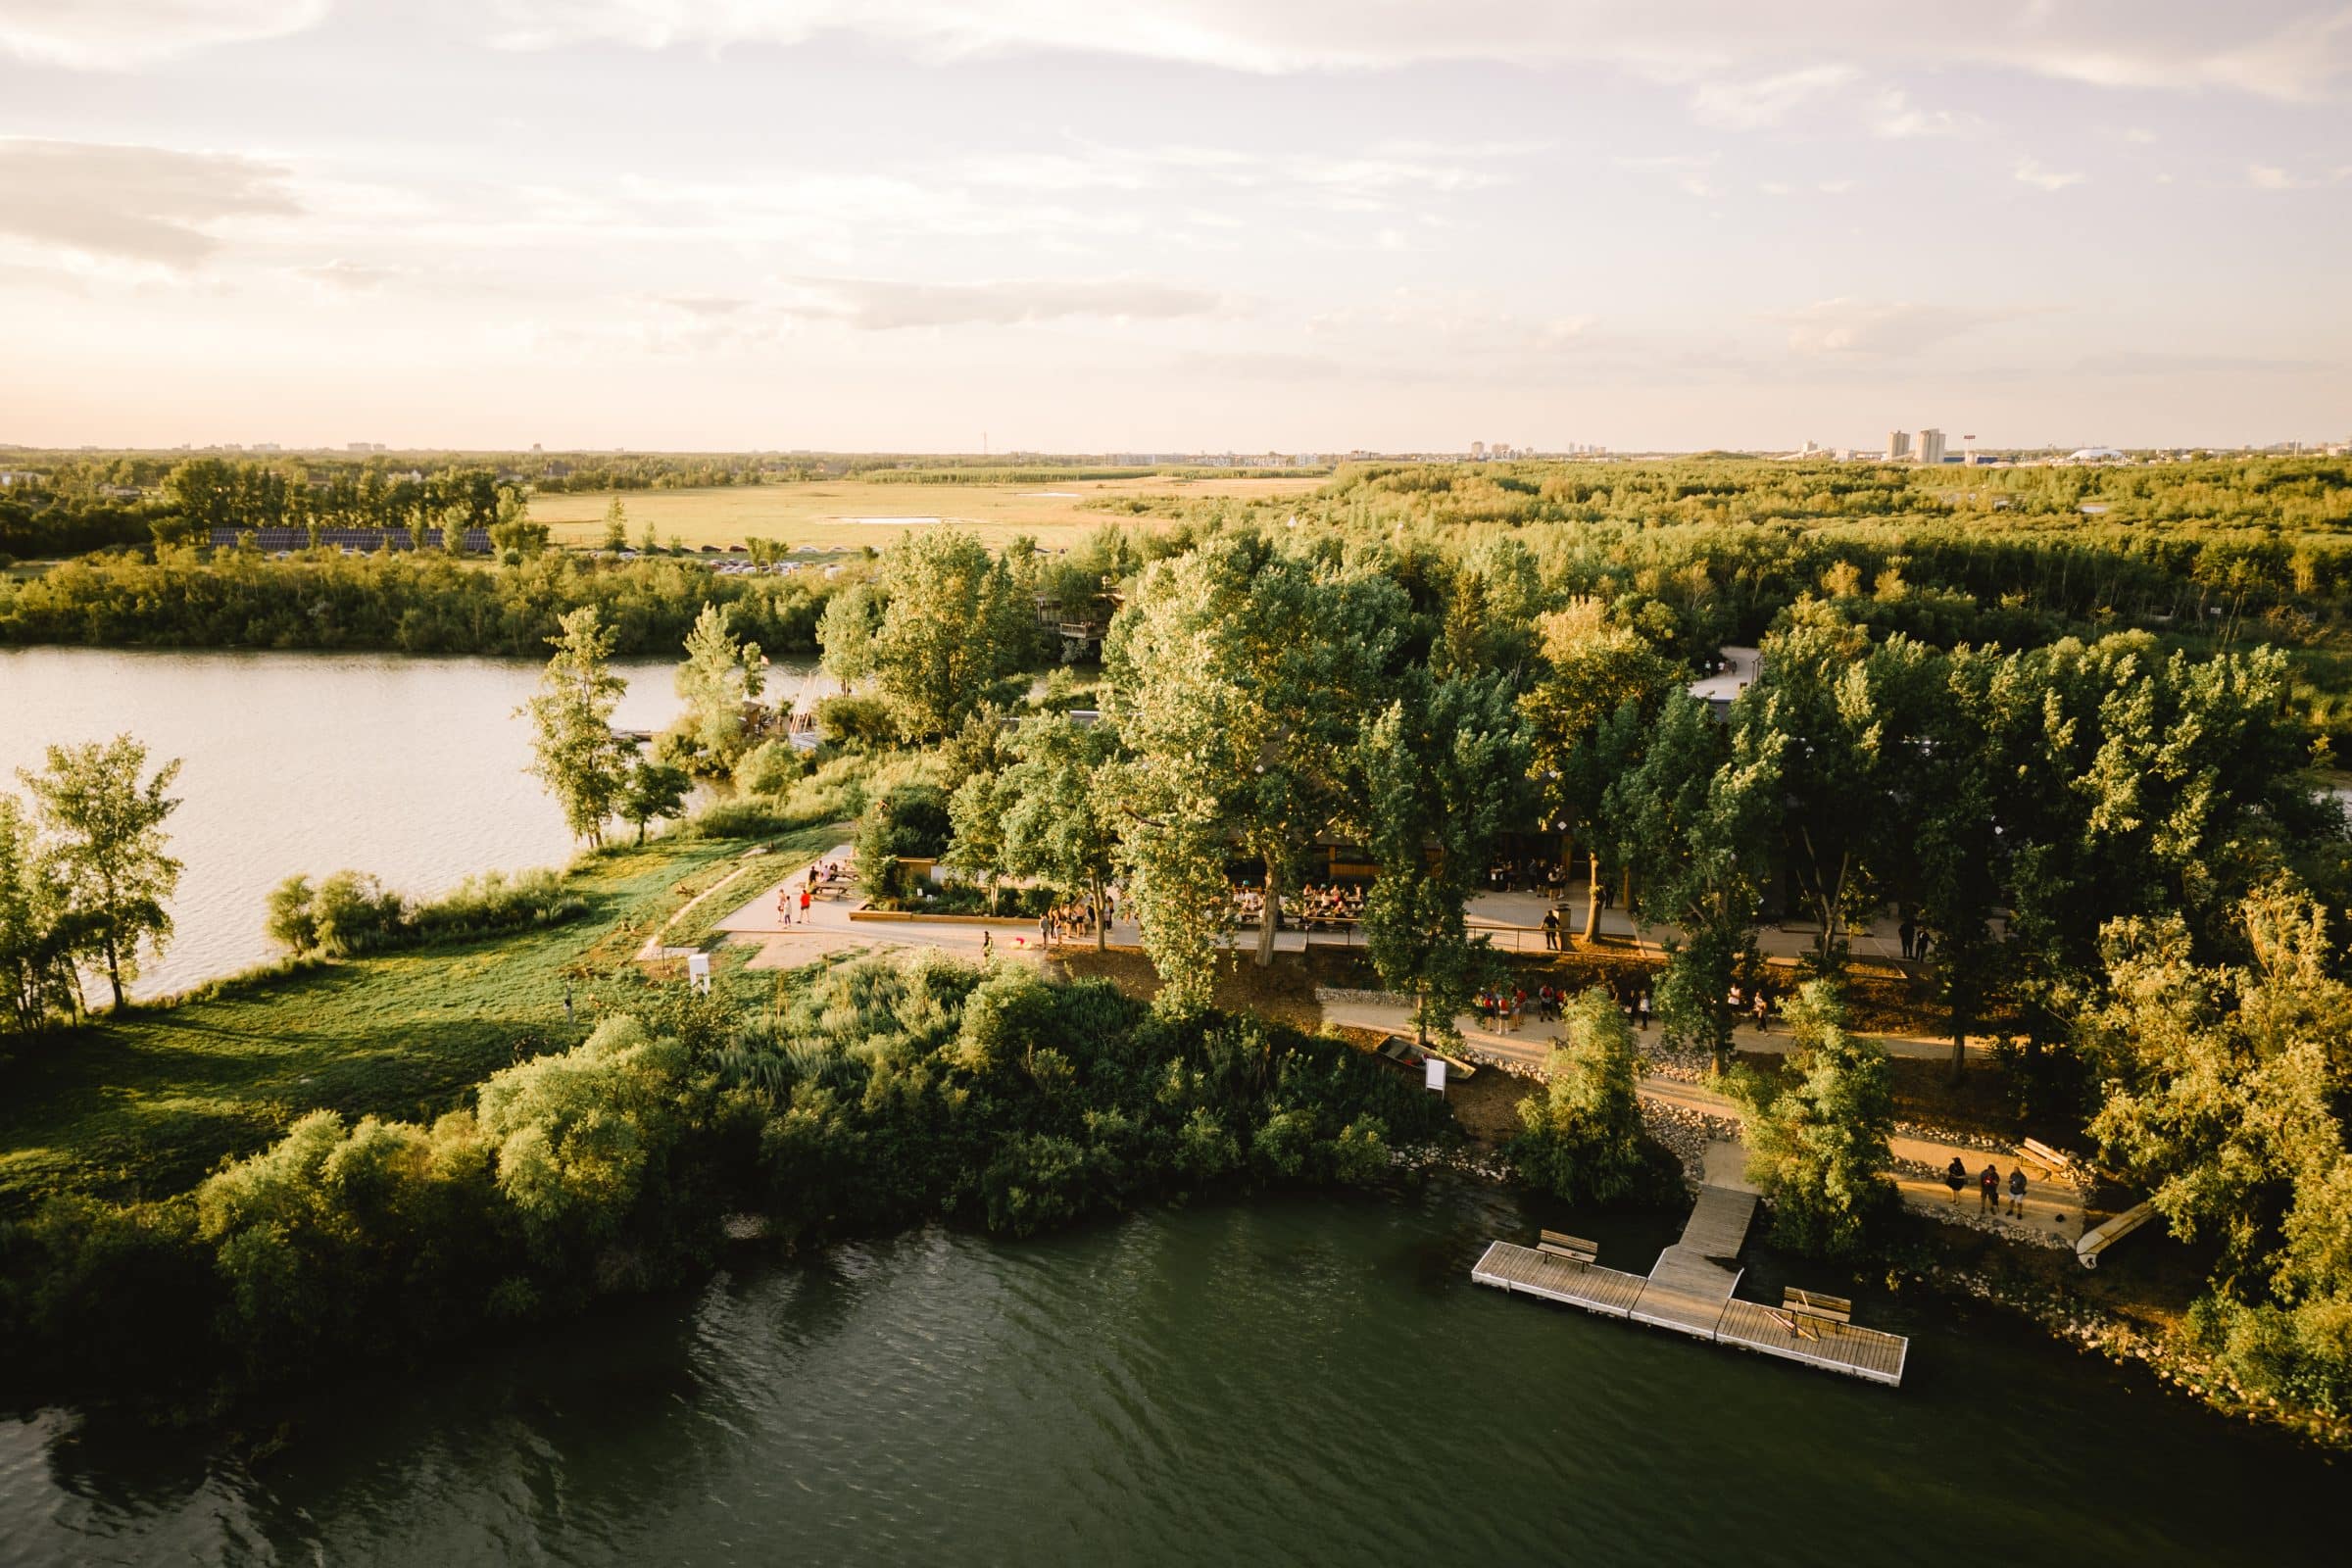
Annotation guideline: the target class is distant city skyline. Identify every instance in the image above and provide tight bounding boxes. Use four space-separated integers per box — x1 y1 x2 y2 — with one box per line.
1 1 2347 451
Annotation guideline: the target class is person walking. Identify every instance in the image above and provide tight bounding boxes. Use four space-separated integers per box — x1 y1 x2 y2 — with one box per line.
1751 989 1770 1032
2007 1166 2028 1217
799 887 811 919
1944 1156 1968 1202
1543 907 1560 952
1039 911 1052 952
981 930 993 960
1898 913 1917 961
1914 929 1934 964
1980 1162 2001 1212
1636 991 1651 1031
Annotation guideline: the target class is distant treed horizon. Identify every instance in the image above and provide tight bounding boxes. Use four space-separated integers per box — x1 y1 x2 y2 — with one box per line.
0 1 2346 450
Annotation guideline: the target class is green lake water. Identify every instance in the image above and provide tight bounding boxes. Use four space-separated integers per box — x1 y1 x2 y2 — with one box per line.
0 1183 2333 1566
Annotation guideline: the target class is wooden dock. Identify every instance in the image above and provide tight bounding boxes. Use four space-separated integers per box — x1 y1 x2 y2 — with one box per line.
1471 1186 1909 1387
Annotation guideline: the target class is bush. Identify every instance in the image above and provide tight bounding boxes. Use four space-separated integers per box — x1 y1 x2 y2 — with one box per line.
5 957 1460 1409
733 738 808 797
814 693 899 751
680 799 793 840
264 866 585 957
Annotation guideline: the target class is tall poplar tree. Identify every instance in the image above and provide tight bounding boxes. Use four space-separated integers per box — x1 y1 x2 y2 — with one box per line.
520 607 631 848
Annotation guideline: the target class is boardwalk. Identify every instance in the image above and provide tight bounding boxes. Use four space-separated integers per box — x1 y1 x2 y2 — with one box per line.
1471 1183 1909 1387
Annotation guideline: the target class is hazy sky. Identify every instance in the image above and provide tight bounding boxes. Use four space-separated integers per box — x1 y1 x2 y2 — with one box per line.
2 1 2348 452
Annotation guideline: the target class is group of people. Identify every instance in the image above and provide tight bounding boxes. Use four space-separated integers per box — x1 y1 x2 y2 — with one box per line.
1227 881 1366 931
1487 858 1570 895
773 859 849 927
1895 910 1936 963
1944 1156 2030 1217
1036 897 1111 949
1727 983 1774 1032
1473 985 1554 1029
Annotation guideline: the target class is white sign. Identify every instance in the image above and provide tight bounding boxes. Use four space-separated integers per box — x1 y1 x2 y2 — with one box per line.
1425 1055 1447 1093
687 952 712 995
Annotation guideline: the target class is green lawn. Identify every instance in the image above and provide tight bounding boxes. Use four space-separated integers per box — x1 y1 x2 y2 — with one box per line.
0 823 840 1208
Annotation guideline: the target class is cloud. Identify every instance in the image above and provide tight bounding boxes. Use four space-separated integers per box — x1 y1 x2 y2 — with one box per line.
296 258 399 289
2072 349 2328 375
2013 157 2086 191
777 275 1221 330
1871 88 1973 139
480 2 2352 102
1689 65 1856 129
2246 161 2350 188
0 138 300 266
0 0 325 70
1781 298 2039 357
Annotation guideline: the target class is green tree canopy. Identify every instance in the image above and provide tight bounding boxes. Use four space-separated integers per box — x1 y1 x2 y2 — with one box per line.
17 735 183 1010
519 606 631 849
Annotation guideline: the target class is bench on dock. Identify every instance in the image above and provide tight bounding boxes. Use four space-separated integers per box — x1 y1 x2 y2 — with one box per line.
1537 1230 1599 1265
1784 1288 1852 1323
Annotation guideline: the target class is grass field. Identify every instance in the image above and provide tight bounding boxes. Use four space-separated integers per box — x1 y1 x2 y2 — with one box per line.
0 822 842 1209
528 474 1326 552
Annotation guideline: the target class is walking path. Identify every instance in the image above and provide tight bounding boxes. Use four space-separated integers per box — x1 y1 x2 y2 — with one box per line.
696 859 2066 1244
1321 998 2081 1244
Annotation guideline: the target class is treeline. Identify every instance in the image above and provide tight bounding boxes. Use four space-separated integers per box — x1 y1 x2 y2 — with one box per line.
0 957 1448 1405
0 546 838 656
782 519 2352 1415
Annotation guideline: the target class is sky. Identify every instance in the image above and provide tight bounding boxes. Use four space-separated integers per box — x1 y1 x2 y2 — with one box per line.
0 1 2348 453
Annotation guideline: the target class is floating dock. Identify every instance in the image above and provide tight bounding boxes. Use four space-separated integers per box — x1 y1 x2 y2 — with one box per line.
1472 1186 1909 1387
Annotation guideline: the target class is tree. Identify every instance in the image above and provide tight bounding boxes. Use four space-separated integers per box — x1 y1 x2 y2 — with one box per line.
1354 669 1529 1043
2082 883 2352 1409
0 792 82 1031
999 714 1124 948
866 529 1031 740
1104 533 1405 970
1605 692 1782 1069
519 607 631 849
1518 598 1680 942
816 579 881 689
1511 988 1665 1204
619 756 692 846
672 602 766 770
943 767 1018 913
600 497 628 554
1727 983 1896 1258
19 735 183 1011
1736 606 1933 975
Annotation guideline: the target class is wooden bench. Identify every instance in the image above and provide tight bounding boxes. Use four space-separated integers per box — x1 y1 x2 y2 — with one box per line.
2022 1137 2076 1176
1536 1230 1599 1265
1783 1287 1853 1323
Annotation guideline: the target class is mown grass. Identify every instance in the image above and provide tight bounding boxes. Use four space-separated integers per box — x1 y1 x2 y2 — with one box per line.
527 475 1324 552
0 822 842 1209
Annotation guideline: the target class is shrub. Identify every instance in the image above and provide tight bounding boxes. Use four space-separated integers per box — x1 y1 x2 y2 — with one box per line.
814 693 899 751
733 738 808 797
265 866 585 957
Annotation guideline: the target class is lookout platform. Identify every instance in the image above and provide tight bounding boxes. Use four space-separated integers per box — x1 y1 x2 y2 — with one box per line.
1472 1183 1909 1388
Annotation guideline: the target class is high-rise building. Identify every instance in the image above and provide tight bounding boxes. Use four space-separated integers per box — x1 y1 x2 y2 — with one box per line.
1918 428 1946 465
1887 430 1911 460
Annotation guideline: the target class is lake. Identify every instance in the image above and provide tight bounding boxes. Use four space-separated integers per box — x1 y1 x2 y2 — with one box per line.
0 648 811 997
0 1186 2333 1566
